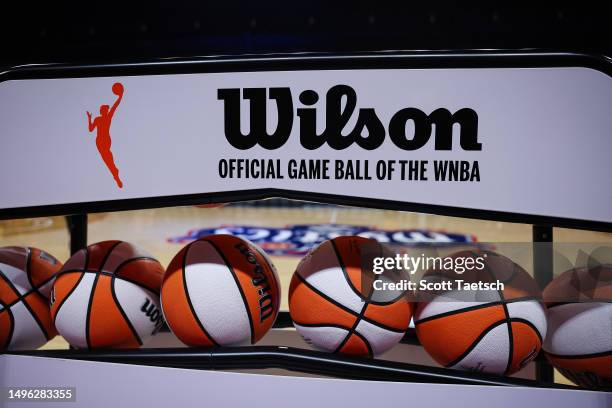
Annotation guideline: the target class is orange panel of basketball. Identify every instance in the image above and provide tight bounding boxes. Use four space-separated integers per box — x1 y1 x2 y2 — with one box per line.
0 246 62 350
50 240 164 349
161 235 280 347
289 236 412 357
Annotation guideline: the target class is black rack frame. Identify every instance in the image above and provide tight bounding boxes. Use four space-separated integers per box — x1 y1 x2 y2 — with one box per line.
2 51 611 389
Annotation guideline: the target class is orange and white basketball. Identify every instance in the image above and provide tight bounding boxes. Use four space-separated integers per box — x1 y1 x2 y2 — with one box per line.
0 246 61 350
161 235 280 346
415 250 546 375
289 236 412 357
543 265 611 390
50 240 164 349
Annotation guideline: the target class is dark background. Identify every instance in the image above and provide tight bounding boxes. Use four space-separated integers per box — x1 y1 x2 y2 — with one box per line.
1 1 610 68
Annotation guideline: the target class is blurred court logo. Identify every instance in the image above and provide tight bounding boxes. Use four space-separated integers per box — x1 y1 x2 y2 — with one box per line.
168 224 476 256
86 82 125 188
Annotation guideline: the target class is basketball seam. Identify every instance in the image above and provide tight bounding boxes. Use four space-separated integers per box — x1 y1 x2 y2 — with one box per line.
329 238 367 301
0 301 15 350
202 238 256 344
545 350 612 359
0 268 51 340
294 272 405 333
22 293 54 340
470 250 514 376
52 273 85 324
110 276 143 346
52 247 88 326
3 273 59 310
24 247 36 292
335 249 377 355
99 241 124 273
507 318 543 372
444 318 508 369
328 238 404 306
114 257 162 279
510 317 544 344
292 320 353 331
547 300 612 308
342 330 374 357
415 296 539 325
85 274 101 349
57 269 160 295
330 238 369 353
334 302 368 353
56 268 90 277
0 268 23 300
181 241 220 347
443 317 541 370
85 241 122 349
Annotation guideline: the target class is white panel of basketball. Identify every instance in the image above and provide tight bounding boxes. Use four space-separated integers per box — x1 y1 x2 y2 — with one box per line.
7 301 46 350
355 319 404 356
506 300 547 338
449 323 510 374
415 300 488 322
297 242 364 314
53 273 96 348
293 324 349 351
112 278 161 342
183 240 251 345
0 263 30 294
544 303 612 356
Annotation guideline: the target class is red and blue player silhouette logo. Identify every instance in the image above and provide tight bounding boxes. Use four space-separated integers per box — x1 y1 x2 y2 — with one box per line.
86 82 124 188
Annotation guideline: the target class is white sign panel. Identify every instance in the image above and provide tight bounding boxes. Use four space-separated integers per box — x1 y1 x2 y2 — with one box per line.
0 57 610 224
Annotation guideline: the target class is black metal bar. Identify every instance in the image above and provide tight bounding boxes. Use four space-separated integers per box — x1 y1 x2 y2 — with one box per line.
6 347 573 389
66 214 88 255
533 225 555 384
65 214 87 351
4 187 611 233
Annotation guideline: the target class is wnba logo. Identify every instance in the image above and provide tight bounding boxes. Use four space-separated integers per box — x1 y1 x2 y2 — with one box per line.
218 85 481 151
86 82 125 188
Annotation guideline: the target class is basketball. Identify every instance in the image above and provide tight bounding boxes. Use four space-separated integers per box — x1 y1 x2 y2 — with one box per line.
161 235 280 346
289 236 412 357
415 250 546 375
50 240 164 349
112 82 124 95
543 265 612 390
0 246 61 350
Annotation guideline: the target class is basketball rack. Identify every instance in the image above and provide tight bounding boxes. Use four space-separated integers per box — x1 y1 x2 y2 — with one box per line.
1 52 611 406
8 212 560 389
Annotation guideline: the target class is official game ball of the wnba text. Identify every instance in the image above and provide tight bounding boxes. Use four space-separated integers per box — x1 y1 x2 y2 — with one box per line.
543 265 612 390
0 247 62 350
112 82 124 96
161 235 280 346
414 250 547 376
50 241 165 349
289 236 413 357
